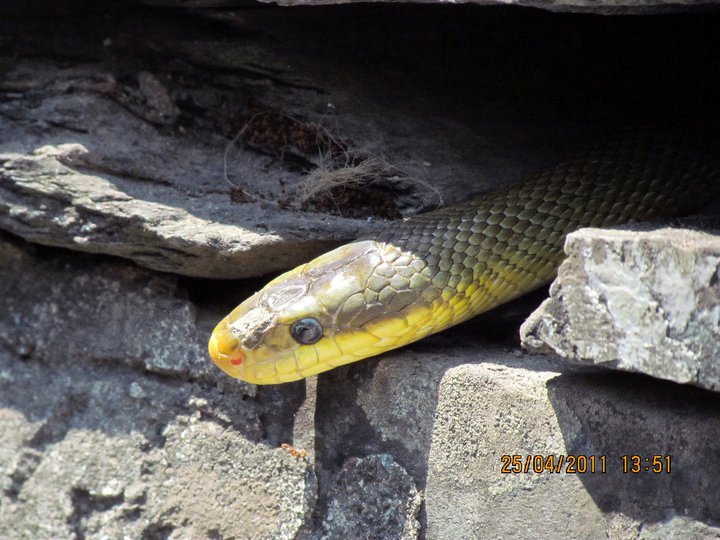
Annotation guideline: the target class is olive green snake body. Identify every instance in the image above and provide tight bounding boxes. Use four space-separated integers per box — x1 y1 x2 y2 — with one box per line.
209 130 718 384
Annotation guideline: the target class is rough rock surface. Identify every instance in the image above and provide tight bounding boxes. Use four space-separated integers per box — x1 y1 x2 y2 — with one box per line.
0 233 218 380
0 233 314 538
0 239 314 539
3 231 720 537
521 227 720 392
5 3 719 278
3 2 720 539
0 355 315 540
0 3 578 279
320 454 422 538
423 361 720 539
0 143 371 279
141 0 720 15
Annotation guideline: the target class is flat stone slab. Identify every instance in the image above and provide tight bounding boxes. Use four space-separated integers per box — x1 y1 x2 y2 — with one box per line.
316 339 720 539
521 227 720 392
0 144 370 279
1 5 641 279
141 0 718 15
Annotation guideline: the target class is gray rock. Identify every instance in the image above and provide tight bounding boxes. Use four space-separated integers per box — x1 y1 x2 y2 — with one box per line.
0 232 224 380
424 361 720 539
320 454 422 539
313 329 539 489
521 227 720 392
140 0 717 15
638 517 720 539
0 234 315 539
0 139 370 280
1 4 642 279
3 232 720 538
0 354 315 540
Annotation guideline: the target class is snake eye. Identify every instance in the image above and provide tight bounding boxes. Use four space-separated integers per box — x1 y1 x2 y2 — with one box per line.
290 318 323 345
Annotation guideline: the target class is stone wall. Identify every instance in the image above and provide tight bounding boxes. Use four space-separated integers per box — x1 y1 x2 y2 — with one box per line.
2 2 720 538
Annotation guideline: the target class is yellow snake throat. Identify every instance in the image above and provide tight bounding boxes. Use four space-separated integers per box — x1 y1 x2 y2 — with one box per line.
209 131 718 384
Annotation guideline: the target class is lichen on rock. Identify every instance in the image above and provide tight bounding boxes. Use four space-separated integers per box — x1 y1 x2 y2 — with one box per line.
521 226 720 392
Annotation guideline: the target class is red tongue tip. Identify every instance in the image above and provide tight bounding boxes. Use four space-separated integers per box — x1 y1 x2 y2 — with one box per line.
230 354 244 366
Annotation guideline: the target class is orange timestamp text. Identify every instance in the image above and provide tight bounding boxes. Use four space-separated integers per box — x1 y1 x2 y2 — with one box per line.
500 454 672 474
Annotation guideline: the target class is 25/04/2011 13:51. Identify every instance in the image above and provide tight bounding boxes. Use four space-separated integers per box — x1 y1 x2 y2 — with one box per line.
500 454 672 474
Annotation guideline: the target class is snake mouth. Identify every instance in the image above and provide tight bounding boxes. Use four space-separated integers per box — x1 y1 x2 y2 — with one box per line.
208 321 246 376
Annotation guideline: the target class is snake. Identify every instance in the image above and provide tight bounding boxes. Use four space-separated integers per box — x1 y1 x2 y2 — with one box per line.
208 129 718 384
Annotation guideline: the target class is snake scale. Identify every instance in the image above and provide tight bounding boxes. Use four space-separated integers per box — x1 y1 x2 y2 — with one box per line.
209 129 718 384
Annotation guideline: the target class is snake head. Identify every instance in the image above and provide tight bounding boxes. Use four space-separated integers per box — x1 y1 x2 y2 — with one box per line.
208 271 331 384
209 240 434 384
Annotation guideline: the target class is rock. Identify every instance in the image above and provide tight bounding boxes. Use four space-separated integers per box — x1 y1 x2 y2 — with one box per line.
521 227 720 392
0 232 222 380
0 7 527 280
0 234 315 539
3 232 720 538
312 317 536 487
0 140 371 280
4 2 720 538
424 362 720 539
320 454 422 539
139 0 713 15
8 2 704 279
129 382 148 399
0 19 388 280
0 354 315 540
638 516 720 539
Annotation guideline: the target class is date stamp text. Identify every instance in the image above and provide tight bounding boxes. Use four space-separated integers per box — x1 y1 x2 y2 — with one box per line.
499 454 671 474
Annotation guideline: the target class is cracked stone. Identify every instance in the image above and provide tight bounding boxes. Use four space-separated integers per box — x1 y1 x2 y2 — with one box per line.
521 226 720 392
